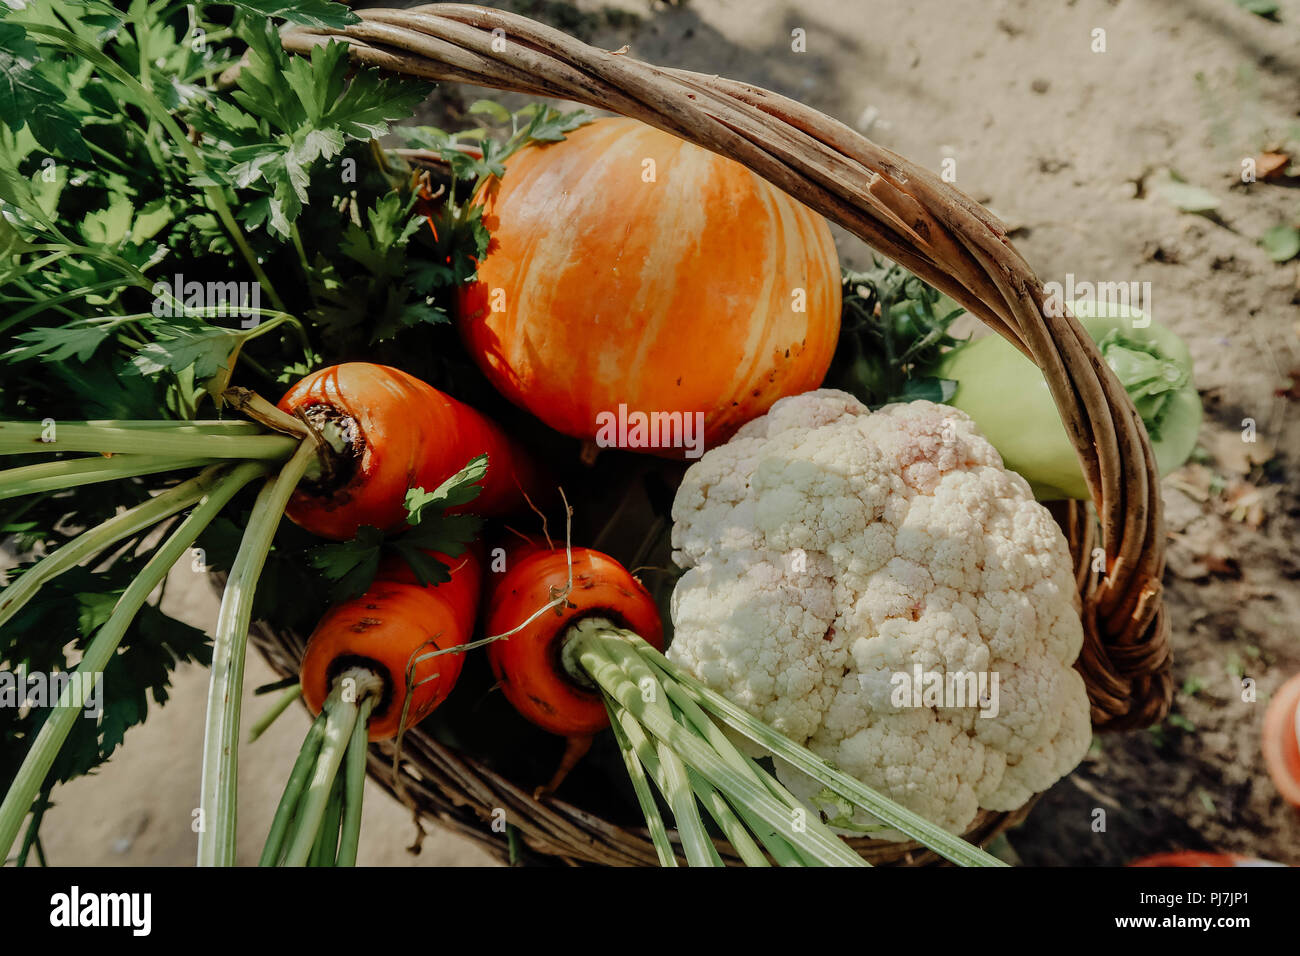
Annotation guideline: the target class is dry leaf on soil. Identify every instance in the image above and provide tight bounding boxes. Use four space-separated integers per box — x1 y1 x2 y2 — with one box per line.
1207 429 1276 475
1256 152 1291 181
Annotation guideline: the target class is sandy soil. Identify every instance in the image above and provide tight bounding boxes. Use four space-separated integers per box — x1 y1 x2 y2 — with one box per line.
20 0 1300 865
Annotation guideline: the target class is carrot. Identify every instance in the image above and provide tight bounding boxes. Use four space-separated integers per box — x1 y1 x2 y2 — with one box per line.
484 546 663 792
1262 671 1300 808
261 545 483 867
300 546 483 742
277 363 536 540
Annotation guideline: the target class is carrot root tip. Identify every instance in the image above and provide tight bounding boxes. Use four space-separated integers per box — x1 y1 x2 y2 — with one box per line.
535 734 595 799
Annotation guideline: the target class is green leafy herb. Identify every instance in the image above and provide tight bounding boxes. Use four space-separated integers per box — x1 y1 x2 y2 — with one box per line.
406 453 488 515
823 258 966 408
223 0 359 30
308 525 386 600
191 25 429 238
309 455 488 599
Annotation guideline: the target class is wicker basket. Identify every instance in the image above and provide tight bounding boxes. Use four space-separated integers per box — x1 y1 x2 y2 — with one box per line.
256 3 1173 866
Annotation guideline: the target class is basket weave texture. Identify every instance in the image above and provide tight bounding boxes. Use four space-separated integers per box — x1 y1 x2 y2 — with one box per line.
262 3 1173 866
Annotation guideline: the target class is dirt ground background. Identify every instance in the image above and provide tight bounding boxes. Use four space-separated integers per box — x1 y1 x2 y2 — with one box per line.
24 0 1300 865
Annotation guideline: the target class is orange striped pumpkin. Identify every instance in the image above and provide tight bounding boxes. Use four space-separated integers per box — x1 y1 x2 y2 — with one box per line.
457 117 841 453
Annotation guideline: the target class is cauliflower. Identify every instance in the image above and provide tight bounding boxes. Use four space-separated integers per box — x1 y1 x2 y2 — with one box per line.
668 389 1091 837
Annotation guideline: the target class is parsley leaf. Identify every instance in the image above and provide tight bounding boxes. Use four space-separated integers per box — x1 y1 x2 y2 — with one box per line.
308 525 386 600
5 322 114 364
406 453 488 515
190 26 430 238
391 514 482 587
224 0 360 29
129 322 245 382
308 455 488 599
0 20 91 162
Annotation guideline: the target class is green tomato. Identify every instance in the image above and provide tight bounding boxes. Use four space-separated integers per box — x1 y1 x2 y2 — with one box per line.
932 300 1202 500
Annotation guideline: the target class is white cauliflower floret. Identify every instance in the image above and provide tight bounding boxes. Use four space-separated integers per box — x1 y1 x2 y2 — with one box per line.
669 549 845 743
669 389 1091 838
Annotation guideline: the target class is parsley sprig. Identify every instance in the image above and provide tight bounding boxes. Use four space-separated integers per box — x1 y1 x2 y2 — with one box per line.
309 454 489 600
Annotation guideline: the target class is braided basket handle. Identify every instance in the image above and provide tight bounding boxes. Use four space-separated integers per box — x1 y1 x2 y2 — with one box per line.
282 3 1171 730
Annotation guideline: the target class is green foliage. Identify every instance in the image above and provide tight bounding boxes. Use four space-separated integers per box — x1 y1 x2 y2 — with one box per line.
0 0 589 807
307 526 387 601
191 25 429 238
224 0 359 30
823 258 966 407
0 557 211 790
309 454 488 599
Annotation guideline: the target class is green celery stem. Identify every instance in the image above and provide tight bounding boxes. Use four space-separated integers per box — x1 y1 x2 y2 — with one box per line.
603 698 677 866
0 461 267 858
630 635 1005 867
196 439 318 867
310 776 345 867
258 712 328 867
248 683 304 743
0 422 297 460
335 696 374 867
0 454 215 500
0 466 224 629
281 694 361 867
568 621 866 867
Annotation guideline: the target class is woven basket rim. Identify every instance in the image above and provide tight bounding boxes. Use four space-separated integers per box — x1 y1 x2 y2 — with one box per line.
263 3 1173 866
